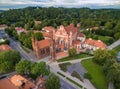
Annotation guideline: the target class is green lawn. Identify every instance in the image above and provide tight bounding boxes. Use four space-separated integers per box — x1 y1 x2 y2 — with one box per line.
57 53 92 62
21 45 30 53
113 45 120 53
81 59 107 89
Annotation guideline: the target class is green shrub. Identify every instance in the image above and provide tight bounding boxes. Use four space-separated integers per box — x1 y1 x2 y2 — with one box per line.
66 77 83 88
57 72 65 77
59 63 71 72
71 71 83 82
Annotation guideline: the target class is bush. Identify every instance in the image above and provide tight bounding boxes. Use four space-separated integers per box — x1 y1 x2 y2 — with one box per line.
69 48 77 57
84 72 92 80
59 63 71 72
57 72 65 77
71 71 83 82
66 77 83 88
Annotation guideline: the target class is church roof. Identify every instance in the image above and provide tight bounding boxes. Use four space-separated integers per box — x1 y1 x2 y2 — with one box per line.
38 39 50 49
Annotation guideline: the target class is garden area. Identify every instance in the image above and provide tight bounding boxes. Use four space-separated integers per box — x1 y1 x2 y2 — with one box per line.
81 59 107 89
59 62 72 72
57 53 92 62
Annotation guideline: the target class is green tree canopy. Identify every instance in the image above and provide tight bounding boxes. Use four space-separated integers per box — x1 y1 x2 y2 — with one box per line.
33 32 44 41
31 61 49 78
15 60 31 75
0 50 21 73
93 49 117 65
46 73 60 89
69 48 77 57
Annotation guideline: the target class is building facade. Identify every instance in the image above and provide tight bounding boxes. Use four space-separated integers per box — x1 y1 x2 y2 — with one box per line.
32 23 106 60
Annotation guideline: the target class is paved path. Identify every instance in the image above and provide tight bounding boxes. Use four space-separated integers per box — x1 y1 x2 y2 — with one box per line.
67 63 87 79
0 72 17 78
9 37 95 89
58 56 94 64
9 38 77 89
49 61 96 89
107 39 120 50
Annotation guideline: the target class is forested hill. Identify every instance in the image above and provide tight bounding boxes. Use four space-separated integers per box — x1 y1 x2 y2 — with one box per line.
0 7 120 29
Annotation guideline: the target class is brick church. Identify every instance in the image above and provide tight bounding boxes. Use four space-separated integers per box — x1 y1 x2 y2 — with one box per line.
32 23 106 60
32 23 83 59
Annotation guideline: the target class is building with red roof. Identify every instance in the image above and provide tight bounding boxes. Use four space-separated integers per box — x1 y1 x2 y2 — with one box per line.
32 38 51 59
0 24 8 30
32 23 106 60
83 38 107 50
0 44 12 51
15 27 25 34
0 78 18 89
54 23 86 51
10 75 35 89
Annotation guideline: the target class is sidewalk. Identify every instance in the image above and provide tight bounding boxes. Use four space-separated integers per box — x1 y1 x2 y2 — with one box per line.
58 56 93 64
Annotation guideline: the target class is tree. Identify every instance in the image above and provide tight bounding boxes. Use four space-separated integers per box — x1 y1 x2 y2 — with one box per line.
104 22 113 30
114 22 120 32
69 48 77 57
15 60 31 75
0 61 12 73
93 49 117 65
0 50 21 73
18 31 33 49
46 73 60 89
31 62 49 78
114 32 120 40
103 59 120 89
33 32 44 41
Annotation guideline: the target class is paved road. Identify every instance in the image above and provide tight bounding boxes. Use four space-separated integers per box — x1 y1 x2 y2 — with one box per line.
67 63 87 79
107 39 120 50
9 38 37 62
9 38 77 89
0 72 17 79
60 78 76 89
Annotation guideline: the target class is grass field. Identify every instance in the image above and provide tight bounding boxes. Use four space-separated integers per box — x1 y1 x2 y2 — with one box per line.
81 59 108 89
57 53 91 62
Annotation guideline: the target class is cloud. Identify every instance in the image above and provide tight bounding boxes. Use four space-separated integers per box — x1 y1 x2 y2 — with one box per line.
0 0 120 9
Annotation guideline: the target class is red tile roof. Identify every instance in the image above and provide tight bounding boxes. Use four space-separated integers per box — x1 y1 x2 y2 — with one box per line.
65 23 77 35
85 38 106 49
38 39 50 49
10 75 35 89
78 33 85 37
0 78 18 89
72 40 81 45
15 27 24 31
36 77 46 89
42 26 55 32
0 44 12 51
0 24 8 28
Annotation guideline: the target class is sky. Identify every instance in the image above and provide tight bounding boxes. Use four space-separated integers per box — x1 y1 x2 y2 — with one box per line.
0 0 120 10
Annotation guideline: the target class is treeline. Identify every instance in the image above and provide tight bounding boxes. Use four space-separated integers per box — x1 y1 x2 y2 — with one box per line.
93 49 120 89
1 7 120 42
0 7 120 29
